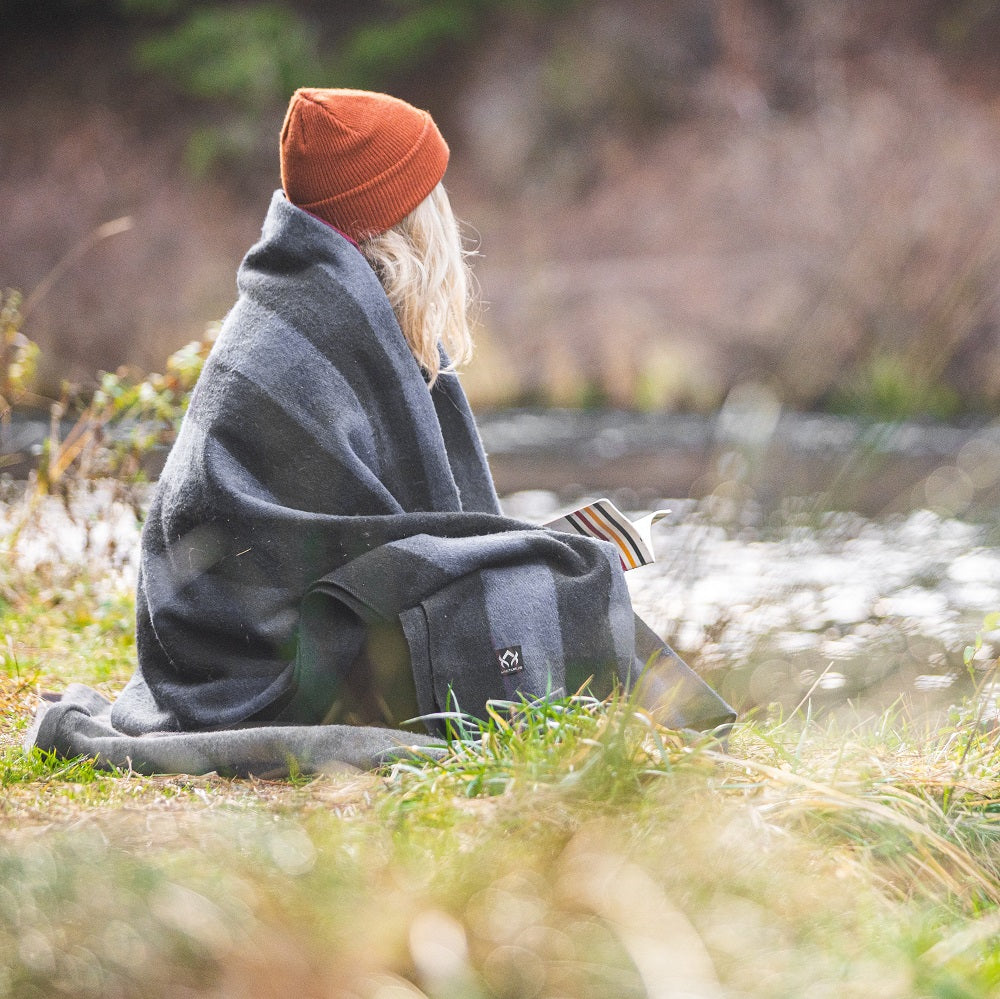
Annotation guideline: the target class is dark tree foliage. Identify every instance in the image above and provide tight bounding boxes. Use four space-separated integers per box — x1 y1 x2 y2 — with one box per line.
4 0 999 175
2 0 579 94
1 0 583 172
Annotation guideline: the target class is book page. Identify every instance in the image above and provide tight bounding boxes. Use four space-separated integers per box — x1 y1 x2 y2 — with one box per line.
545 498 670 570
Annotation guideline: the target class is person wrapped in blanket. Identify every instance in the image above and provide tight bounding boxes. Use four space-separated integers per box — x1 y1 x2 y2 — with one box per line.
27 89 734 777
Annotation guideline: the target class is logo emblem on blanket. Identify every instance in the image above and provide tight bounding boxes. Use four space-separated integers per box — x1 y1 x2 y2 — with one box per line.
495 645 523 675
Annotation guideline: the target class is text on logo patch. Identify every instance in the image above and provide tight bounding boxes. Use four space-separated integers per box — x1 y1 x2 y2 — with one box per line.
495 645 524 675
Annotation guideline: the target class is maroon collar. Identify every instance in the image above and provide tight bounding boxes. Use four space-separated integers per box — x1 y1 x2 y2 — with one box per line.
299 206 360 248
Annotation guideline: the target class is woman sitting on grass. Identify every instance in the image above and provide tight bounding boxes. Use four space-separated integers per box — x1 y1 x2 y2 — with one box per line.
27 88 733 776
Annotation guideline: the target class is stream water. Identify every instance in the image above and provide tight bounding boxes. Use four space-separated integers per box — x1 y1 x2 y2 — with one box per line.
4 404 1000 722
482 406 1000 721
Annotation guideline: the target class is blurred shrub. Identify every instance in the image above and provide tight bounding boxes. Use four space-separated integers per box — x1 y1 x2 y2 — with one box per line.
134 3 326 174
1 287 215 492
335 0 582 88
828 354 963 423
135 4 325 108
1 0 586 174
7 0 1000 415
37 325 217 491
125 0 586 172
1 289 40 423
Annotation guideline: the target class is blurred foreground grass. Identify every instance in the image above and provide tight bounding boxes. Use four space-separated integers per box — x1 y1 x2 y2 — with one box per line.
4 494 1000 997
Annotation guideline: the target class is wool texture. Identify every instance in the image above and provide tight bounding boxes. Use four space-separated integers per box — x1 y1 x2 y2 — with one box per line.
280 88 449 241
26 191 733 776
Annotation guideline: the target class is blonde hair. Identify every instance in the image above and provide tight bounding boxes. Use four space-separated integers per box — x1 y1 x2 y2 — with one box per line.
359 183 476 385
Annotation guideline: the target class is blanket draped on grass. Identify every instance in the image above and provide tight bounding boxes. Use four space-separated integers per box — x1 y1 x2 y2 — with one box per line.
26 191 733 777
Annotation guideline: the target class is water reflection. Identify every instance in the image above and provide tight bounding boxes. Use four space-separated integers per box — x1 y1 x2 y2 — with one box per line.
974 682 1000 726
479 408 1000 522
913 674 957 692
500 486 1000 719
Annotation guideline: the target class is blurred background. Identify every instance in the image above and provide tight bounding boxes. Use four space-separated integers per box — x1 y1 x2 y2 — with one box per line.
4 0 1000 418
5 0 1000 716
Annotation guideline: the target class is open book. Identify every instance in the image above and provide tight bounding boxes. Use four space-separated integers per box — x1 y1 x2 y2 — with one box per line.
545 498 670 571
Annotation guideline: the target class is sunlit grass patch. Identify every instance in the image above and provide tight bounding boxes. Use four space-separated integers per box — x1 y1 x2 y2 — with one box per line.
719 711 1000 903
2 746 113 788
388 693 719 810
1 480 142 685
4 703 1000 998
0 564 137 696
1 682 1000 994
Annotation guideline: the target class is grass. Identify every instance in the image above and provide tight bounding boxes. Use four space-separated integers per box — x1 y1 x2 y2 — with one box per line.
5 693 1000 999
3 491 1000 996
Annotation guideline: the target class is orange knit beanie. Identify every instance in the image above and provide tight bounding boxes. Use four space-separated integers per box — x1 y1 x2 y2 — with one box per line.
279 87 450 242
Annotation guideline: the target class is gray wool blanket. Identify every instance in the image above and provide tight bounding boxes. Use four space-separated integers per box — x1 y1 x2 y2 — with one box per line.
26 191 733 777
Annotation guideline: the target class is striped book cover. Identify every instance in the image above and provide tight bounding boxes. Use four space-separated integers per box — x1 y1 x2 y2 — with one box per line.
545 498 670 571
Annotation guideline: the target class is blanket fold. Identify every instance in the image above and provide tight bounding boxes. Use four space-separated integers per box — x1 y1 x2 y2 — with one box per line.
25 684 437 778
26 190 734 777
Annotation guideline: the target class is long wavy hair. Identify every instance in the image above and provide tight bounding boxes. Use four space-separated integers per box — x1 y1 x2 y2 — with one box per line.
359 183 476 386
